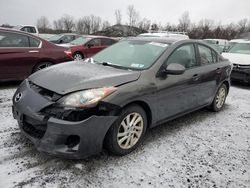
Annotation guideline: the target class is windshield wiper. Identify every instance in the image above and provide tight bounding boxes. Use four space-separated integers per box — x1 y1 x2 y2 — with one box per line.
101 62 129 70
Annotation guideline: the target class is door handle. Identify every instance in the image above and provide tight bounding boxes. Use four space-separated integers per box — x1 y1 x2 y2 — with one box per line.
192 74 200 81
28 50 39 53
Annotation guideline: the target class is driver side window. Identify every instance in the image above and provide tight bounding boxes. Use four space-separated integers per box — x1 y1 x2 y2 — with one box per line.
166 44 197 69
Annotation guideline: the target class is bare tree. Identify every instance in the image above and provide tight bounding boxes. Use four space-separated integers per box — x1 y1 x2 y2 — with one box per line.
37 16 50 33
102 20 111 30
115 9 122 25
90 15 102 33
238 19 248 33
62 14 75 32
75 18 85 34
53 18 64 31
82 16 91 34
138 18 151 31
178 11 191 32
127 5 139 27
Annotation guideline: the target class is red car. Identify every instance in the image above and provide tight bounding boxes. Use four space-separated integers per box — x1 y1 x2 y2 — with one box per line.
0 28 73 81
62 36 117 60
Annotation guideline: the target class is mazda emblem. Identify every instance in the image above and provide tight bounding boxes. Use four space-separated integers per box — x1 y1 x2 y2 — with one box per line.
15 93 22 103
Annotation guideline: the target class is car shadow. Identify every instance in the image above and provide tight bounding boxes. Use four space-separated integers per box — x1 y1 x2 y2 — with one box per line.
0 81 21 89
231 81 250 90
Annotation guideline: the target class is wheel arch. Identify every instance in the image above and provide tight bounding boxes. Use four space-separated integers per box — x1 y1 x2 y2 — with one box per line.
120 100 153 128
32 60 54 73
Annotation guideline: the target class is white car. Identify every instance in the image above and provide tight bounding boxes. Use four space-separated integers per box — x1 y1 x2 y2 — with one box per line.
138 31 189 39
222 41 250 83
12 25 39 36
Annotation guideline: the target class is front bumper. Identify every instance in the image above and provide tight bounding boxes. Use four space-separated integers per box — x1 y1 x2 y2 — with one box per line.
231 67 250 83
12 80 118 159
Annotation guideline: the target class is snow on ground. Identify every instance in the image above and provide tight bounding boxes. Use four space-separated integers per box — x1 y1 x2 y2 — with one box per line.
0 82 249 188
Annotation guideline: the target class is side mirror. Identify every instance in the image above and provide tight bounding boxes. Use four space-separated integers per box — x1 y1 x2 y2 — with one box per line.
59 39 63 44
164 63 185 75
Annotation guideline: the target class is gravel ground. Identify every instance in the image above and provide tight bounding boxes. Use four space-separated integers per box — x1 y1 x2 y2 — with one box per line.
0 82 249 188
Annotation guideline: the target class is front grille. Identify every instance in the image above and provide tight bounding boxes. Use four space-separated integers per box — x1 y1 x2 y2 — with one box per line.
22 115 47 139
29 81 61 101
233 64 250 69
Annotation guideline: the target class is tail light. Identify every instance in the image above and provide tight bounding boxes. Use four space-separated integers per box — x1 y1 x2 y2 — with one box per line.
64 49 73 59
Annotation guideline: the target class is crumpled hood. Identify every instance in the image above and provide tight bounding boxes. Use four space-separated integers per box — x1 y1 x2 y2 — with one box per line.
222 53 250 65
29 62 141 95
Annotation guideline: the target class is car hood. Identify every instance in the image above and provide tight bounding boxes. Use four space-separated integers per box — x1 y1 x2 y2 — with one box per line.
222 53 250 65
29 62 141 95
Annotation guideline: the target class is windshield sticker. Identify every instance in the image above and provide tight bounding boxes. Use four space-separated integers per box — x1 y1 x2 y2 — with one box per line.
149 42 168 48
131 63 145 68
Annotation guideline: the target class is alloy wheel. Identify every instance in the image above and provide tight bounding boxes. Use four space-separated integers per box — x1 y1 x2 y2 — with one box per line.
117 112 144 149
215 87 226 109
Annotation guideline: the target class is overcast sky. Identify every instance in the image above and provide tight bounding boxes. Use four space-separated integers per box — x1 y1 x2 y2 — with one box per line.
0 0 249 27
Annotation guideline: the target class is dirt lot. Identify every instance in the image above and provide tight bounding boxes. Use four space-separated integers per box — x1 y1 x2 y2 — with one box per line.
0 82 249 188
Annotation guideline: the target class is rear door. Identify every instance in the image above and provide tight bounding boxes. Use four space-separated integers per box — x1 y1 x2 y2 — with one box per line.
0 31 40 81
195 43 222 106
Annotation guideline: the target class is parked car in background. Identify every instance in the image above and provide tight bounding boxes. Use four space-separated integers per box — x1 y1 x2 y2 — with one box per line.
228 39 247 51
61 36 117 60
138 31 189 39
203 39 229 53
0 28 73 81
222 41 250 83
12 37 232 159
48 33 81 44
13 25 39 36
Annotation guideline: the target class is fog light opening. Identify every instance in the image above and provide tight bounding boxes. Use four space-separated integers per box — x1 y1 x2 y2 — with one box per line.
65 135 80 151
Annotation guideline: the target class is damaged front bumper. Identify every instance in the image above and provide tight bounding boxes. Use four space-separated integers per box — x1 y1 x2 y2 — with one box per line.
12 80 118 159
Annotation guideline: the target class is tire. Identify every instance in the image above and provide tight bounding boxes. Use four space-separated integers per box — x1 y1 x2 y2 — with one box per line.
210 84 228 112
73 53 84 61
32 62 52 73
104 105 147 156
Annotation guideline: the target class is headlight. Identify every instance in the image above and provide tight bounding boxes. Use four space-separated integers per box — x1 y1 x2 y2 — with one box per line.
59 87 117 108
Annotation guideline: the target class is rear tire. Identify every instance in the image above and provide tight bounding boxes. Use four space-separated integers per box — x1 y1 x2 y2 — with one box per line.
104 105 147 156
211 84 227 112
32 62 52 73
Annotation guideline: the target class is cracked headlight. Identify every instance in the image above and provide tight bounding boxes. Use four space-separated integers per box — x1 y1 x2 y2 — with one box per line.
59 87 117 108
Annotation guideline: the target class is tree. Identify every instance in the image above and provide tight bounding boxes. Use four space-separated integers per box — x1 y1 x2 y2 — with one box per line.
62 14 75 32
90 15 102 33
178 11 191 32
36 16 50 33
138 18 151 31
75 18 85 34
127 5 139 27
53 18 64 31
115 9 122 25
102 20 111 30
238 19 248 33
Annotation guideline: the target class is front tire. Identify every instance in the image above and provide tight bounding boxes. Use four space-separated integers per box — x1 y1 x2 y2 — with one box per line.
73 53 84 60
211 84 227 112
105 105 147 156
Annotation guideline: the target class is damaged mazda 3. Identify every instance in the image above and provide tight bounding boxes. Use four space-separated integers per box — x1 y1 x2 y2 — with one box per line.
12 37 232 159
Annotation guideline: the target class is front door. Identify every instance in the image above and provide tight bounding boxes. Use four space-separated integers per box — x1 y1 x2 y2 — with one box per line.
155 43 201 123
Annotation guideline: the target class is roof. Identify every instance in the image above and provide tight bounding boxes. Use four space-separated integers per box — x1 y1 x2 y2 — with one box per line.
125 36 186 44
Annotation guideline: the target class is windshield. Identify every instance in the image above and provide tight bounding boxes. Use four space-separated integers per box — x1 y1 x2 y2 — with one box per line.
70 37 89 45
92 40 169 70
228 43 250 55
48 34 63 41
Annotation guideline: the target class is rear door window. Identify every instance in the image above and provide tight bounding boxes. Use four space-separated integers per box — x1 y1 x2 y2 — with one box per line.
198 45 217 64
0 31 29 47
101 38 116 46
